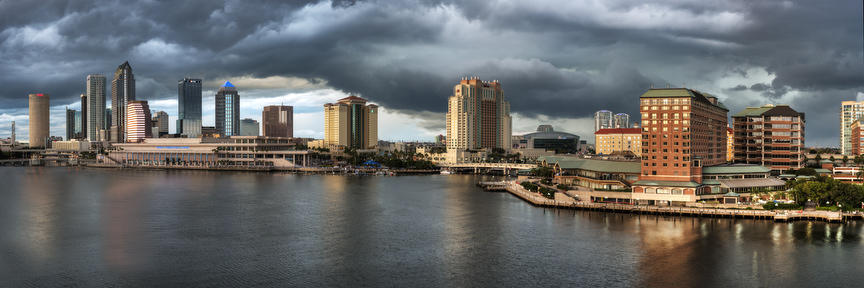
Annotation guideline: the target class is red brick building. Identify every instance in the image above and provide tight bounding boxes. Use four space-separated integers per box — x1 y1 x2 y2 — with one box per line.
732 104 805 173
631 88 729 205
851 120 864 156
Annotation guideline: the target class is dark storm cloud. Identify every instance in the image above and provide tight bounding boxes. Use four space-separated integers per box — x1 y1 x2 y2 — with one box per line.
0 0 861 145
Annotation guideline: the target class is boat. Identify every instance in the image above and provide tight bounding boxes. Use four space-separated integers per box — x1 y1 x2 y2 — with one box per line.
440 169 453 175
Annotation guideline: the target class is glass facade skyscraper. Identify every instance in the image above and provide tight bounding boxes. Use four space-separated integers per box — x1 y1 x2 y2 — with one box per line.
177 78 202 137
215 81 239 137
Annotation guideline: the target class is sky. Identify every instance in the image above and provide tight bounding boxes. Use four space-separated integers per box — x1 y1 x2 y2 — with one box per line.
0 0 861 146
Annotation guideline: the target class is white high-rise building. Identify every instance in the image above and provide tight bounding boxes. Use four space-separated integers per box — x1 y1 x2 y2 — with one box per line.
445 77 511 151
594 110 613 132
841 100 864 155
126 101 152 143
86 74 106 141
613 113 630 128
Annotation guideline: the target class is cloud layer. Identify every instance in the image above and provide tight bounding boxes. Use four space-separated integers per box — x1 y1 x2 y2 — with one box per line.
0 0 861 145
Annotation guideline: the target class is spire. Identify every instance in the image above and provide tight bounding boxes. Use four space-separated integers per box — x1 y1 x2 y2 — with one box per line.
222 81 235 88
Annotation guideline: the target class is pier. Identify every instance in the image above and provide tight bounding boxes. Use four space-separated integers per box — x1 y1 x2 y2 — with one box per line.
489 181 861 223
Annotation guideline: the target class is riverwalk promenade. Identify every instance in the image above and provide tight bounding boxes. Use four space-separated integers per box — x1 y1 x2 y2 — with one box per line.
498 181 860 223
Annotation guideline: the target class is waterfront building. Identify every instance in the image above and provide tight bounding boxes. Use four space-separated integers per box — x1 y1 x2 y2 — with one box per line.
152 111 169 136
613 113 630 128
86 74 106 141
66 108 77 140
445 77 511 151
215 81 240 137
726 127 734 162
50 140 90 152
126 101 152 143
594 128 641 156
108 137 310 168
177 77 202 138
324 96 378 149
594 110 613 132
240 118 260 136
111 62 135 143
262 105 293 137
514 125 581 153
631 88 729 205
28 93 50 148
732 104 805 172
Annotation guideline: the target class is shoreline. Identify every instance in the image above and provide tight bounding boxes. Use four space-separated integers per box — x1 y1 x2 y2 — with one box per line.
498 181 863 223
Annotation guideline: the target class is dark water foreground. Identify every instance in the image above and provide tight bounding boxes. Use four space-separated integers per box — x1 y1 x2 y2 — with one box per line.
1 167 862 287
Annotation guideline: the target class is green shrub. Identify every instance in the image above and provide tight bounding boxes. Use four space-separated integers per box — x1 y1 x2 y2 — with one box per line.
556 184 571 190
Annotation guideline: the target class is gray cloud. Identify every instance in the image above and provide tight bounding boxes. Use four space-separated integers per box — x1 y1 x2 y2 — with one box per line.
0 0 861 146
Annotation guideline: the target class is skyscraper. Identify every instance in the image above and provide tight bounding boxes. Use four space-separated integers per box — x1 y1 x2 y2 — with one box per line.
28 93 49 148
177 77 202 138
445 77 511 150
262 105 293 137
66 108 77 140
126 101 152 143
215 81 240 136
594 110 613 132
86 74 106 141
840 100 864 155
614 113 630 128
240 118 260 136
152 111 169 136
79 93 87 140
324 96 378 149
111 62 135 142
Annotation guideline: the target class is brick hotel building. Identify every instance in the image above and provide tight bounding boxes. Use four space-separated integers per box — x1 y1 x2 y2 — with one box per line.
631 88 729 204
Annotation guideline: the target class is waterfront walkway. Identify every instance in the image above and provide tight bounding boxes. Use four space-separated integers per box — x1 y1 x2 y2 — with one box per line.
498 181 857 223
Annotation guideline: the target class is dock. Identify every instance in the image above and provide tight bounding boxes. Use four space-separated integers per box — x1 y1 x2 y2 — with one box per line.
496 181 859 223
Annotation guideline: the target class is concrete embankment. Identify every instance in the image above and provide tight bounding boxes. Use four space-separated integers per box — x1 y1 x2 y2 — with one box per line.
499 181 857 223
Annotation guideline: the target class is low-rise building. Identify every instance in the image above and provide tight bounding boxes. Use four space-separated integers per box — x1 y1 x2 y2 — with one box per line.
108 136 310 168
594 128 641 156
50 140 91 152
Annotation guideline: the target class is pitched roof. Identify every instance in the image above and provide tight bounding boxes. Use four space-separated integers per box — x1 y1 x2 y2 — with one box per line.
594 128 641 135
222 81 235 88
702 165 771 174
718 178 786 189
538 156 640 174
640 88 728 111
339 95 367 102
733 104 803 118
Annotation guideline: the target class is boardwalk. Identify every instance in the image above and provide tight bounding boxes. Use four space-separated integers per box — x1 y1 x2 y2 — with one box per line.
500 181 857 223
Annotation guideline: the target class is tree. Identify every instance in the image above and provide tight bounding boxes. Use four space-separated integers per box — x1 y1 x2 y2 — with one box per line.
843 155 849 165
531 166 555 178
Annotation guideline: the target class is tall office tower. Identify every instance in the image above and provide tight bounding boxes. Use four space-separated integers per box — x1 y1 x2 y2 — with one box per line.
177 77 202 137
594 110 613 132
324 96 378 149
152 111 169 136
445 77 511 150
632 88 728 202
614 113 631 128
240 118 260 136
79 93 87 140
215 81 240 136
111 62 135 142
66 108 76 140
262 105 293 137
840 101 864 155
732 104 805 172
126 101 152 143
105 108 112 130
86 74 106 141
28 93 50 148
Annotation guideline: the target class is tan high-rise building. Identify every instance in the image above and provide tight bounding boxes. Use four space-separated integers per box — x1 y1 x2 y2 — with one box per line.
732 104 805 172
28 93 50 148
594 128 642 156
726 127 733 162
262 105 293 137
445 77 511 151
126 101 152 143
840 100 864 155
323 96 378 149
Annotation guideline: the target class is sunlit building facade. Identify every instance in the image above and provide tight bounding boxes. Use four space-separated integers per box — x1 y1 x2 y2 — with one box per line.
126 100 152 143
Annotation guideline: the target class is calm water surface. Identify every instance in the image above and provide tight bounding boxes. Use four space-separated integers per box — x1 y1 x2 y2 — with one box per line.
1 167 863 287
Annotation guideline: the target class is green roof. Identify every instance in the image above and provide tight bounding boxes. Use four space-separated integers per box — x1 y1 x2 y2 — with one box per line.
814 168 831 173
632 180 702 187
733 106 773 117
702 165 771 174
539 156 641 174
640 88 694 98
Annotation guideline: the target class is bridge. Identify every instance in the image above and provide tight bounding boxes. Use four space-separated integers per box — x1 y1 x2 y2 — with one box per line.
440 162 537 175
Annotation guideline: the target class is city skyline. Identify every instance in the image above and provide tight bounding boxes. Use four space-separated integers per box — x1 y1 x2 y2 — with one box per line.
0 0 861 145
